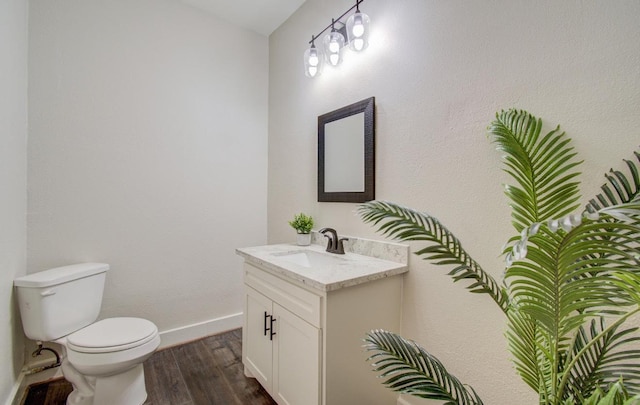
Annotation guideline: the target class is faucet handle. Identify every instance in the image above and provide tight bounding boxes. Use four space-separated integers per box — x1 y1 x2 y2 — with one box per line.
322 233 334 251
319 228 338 252
336 238 349 255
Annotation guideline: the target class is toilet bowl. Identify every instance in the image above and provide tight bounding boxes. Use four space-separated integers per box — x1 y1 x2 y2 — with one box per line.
64 317 159 376
59 318 160 405
14 263 161 405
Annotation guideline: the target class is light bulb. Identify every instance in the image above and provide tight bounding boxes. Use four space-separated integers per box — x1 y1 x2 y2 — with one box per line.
346 9 370 52
329 40 340 53
351 15 364 37
323 30 344 66
352 38 364 51
309 51 319 67
303 41 323 78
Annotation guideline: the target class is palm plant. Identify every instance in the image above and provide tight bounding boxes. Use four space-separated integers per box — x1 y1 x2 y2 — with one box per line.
359 109 640 404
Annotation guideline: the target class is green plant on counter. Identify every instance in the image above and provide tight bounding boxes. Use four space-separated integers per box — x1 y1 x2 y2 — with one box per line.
358 109 640 405
288 212 314 234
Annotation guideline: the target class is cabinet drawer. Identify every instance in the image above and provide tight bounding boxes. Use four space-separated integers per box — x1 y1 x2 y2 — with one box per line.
244 263 322 328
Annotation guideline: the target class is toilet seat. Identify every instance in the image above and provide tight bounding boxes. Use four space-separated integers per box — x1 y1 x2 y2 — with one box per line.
67 317 158 353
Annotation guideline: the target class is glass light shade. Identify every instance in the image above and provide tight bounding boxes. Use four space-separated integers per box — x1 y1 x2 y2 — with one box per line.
303 45 323 78
346 11 370 52
323 30 345 66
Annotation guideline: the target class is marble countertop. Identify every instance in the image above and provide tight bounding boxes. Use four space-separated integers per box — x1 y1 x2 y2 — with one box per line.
236 239 409 292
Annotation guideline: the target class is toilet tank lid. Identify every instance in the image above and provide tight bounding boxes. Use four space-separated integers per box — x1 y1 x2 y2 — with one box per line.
14 263 109 288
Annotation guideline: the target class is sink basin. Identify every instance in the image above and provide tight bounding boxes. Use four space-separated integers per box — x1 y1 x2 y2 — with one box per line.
271 250 345 268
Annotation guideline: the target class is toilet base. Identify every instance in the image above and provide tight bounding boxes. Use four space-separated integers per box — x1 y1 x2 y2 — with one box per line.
64 364 147 405
92 364 147 405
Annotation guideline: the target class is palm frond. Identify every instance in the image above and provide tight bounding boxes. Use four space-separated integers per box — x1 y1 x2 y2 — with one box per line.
488 109 583 232
577 379 640 405
364 330 483 405
503 214 640 404
586 151 640 212
578 152 640 284
506 221 640 340
358 200 508 311
611 272 640 306
565 318 640 399
505 307 547 393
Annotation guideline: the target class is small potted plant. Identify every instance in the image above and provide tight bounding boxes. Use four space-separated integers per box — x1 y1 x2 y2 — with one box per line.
289 213 314 246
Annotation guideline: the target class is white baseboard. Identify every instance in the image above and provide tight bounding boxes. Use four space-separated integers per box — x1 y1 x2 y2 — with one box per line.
5 365 63 405
4 313 244 405
4 373 23 405
158 312 244 349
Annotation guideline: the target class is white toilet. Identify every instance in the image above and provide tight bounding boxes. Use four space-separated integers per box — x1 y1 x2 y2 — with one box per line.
14 263 161 405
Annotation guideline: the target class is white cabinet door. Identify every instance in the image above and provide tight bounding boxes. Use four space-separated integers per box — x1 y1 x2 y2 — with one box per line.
244 286 274 390
272 303 321 405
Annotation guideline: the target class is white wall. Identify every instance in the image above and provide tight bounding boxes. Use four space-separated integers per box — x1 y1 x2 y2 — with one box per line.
28 0 268 338
268 0 640 403
0 0 28 402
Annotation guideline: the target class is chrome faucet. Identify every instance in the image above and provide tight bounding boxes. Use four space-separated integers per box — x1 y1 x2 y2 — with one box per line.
319 227 348 254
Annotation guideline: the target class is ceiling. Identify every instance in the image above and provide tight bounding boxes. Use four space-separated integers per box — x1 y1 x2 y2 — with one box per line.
180 0 307 36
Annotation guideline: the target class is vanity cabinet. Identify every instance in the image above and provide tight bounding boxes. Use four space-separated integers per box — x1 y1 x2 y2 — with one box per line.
239 243 407 405
244 277 321 405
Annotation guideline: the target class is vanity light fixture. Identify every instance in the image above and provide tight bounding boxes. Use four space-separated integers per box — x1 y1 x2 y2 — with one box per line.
346 2 370 52
304 35 323 78
324 19 345 66
303 0 370 77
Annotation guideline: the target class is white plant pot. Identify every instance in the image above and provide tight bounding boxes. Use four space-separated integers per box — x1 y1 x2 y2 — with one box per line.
296 233 311 246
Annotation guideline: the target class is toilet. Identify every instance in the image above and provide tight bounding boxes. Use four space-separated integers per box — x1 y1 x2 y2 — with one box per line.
14 263 161 405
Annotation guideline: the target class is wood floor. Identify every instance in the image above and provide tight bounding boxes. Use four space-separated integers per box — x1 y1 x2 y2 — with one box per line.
21 328 276 405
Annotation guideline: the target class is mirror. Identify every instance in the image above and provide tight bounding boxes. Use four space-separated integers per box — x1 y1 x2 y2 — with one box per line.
318 97 375 202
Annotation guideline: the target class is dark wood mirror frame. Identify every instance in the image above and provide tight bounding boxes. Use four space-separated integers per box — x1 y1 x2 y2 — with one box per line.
318 97 375 203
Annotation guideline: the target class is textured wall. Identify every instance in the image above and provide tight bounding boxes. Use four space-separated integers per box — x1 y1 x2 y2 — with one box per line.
0 0 28 402
268 0 640 403
27 0 268 335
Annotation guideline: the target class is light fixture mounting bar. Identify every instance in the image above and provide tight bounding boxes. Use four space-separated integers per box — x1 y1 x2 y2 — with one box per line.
308 0 365 44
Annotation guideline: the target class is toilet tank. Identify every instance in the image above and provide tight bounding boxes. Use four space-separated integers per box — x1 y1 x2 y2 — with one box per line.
14 263 109 341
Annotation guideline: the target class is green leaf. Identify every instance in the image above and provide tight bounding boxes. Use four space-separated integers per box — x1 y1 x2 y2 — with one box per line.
488 110 583 232
578 379 640 405
506 219 640 341
587 152 640 212
505 307 546 393
364 330 483 405
565 318 640 399
357 200 508 311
